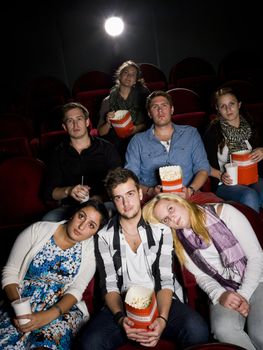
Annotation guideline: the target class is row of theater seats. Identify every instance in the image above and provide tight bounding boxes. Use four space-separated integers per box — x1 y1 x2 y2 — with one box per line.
1 78 263 164
2 49 263 132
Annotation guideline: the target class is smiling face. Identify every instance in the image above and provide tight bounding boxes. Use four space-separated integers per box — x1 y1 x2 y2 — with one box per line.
66 206 102 242
62 107 90 139
112 178 142 220
153 199 190 229
216 93 241 126
148 95 174 127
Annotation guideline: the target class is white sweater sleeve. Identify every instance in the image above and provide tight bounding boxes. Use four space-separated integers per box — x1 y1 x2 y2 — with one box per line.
65 238 96 302
183 250 226 305
221 204 263 301
2 223 39 288
182 204 263 304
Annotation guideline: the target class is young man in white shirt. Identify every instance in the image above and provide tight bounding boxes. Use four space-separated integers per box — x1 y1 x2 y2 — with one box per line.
78 167 209 350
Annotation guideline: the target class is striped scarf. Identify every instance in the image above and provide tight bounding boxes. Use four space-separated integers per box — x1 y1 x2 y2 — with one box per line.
176 205 247 291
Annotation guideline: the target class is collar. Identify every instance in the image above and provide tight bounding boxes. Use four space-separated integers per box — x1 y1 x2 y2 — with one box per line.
109 214 156 250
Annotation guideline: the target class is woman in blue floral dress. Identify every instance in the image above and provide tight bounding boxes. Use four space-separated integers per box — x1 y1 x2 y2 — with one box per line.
0 199 108 350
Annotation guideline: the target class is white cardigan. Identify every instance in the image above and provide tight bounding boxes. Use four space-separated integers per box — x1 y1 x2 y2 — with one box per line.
183 204 263 305
1 221 96 319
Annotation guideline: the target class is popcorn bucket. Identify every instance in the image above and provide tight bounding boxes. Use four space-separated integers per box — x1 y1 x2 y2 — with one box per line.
109 110 134 138
162 178 183 192
125 286 158 329
159 165 183 192
231 150 258 185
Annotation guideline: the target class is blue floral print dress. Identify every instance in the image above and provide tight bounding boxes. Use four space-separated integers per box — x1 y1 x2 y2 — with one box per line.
0 236 84 350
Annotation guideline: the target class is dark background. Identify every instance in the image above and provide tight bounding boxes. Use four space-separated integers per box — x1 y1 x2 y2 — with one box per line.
1 0 262 94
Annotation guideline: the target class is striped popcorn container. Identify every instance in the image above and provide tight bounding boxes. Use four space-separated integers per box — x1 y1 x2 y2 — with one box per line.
109 110 134 138
125 286 158 329
162 179 183 192
231 150 258 185
159 165 183 192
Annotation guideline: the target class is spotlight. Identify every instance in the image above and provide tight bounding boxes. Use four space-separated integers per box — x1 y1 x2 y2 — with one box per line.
104 17 124 37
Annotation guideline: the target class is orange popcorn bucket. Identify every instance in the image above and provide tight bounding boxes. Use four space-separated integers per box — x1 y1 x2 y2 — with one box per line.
125 286 158 329
109 110 134 138
231 150 258 185
162 178 183 193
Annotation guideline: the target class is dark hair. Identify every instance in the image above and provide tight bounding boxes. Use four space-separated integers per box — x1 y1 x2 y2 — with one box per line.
74 199 109 230
146 90 173 110
104 167 140 198
61 102 89 123
114 60 146 87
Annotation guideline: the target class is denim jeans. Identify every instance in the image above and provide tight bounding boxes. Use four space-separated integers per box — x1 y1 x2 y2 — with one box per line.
210 283 263 350
216 177 263 213
77 299 209 350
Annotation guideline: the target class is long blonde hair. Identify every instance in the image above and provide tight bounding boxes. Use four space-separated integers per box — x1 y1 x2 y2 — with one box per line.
142 193 211 264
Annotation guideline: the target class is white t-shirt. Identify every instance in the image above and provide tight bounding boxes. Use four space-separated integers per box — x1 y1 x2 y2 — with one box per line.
125 242 154 290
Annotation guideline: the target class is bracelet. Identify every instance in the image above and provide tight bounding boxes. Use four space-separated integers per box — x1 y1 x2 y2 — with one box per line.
53 304 63 316
157 315 168 324
113 311 125 325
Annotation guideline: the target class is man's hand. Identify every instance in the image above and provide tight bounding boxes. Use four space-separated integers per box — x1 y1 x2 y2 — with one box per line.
123 317 165 347
123 317 149 343
70 184 90 202
139 317 166 347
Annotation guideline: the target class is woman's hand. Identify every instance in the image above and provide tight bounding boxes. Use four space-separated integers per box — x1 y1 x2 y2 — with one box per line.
106 111 115 124
14 310 54 333
250 147 263 163
219 291 249 317
220 172 233 186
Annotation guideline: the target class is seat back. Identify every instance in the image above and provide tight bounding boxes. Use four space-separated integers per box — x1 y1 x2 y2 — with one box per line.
82 276 95 316
0 156 47 227
169 57 216 82
169 58 218 108
0 137 33 158
167 88 203 114
139 63 168 91
171 111 208 135
75 89 109 128
72 70 112 96
0 113 34 140
24 76 71 135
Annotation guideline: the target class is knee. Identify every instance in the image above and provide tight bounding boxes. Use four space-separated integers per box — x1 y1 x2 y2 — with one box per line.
183 313 210 344
211 318 237 342
240 190 260 212
249 329 263 350
77 328 102 350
